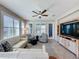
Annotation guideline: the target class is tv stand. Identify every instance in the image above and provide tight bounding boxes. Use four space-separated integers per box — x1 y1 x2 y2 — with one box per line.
59 35 79 58
60 35 77 42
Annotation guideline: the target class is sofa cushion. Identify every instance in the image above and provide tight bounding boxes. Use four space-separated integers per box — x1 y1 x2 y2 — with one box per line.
13 40 27 48
2 41 13 52
0 44 5 52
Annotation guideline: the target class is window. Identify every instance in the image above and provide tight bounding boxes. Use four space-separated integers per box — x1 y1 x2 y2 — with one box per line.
3 15 19 39
3 15 14 39
14 19 19 36
36 24 46 35
29 24 32 34
41 24 46 33
36 24 41 35
21 21 25 35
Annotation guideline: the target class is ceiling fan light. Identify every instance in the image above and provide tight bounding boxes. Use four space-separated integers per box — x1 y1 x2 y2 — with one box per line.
39 16 41 18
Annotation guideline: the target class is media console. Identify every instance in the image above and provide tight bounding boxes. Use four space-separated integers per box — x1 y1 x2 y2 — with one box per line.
59 35 79 58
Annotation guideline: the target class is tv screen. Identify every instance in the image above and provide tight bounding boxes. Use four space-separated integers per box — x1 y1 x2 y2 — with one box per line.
60 22 79 39
76 22 79 37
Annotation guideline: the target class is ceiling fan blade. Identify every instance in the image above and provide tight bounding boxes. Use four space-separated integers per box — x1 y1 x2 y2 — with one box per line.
41 10 47 14
32 11 39 14
32 15 38 17
42 14 48 16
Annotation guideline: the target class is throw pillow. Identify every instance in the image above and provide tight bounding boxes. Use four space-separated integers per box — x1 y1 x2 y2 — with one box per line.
0 44 5 52
2 41 13 52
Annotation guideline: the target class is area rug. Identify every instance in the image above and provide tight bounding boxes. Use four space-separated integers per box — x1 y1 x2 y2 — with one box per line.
26 42 43 49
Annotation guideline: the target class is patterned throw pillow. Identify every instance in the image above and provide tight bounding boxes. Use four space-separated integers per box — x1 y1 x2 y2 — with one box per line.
2 41 13 52
0 44 5 52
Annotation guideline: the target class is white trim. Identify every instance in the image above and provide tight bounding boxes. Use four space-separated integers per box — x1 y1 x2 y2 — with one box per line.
57 7 79 21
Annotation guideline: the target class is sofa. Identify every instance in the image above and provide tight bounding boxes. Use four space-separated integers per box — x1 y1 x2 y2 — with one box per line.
0 38 48 59
13 40 27 48
0 51 48 59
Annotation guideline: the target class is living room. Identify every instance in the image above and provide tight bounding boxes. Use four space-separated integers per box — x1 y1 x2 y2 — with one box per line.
0 0 79 59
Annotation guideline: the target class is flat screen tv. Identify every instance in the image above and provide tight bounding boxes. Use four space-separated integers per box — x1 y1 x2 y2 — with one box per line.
60 22 79 39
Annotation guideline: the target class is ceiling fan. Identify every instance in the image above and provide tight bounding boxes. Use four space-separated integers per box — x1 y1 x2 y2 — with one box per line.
32 3 54 18
32 9 48 18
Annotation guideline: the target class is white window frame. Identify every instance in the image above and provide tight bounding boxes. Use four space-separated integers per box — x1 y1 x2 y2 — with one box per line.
3 13 20 39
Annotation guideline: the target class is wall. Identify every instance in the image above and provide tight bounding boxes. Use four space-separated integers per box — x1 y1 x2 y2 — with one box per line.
0 5 24 46
53 20 60 41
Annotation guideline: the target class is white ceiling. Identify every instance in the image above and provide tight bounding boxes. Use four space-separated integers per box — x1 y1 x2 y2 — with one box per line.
0 0 79 20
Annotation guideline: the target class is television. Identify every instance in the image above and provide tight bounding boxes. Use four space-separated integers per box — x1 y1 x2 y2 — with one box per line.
60 22 79 39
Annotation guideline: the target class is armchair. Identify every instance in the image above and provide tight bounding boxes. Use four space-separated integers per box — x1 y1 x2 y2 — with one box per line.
39 33 48 43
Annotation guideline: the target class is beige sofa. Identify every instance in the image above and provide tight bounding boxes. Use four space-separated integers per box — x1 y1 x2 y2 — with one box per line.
13 40 27 48
0 51 48 59
0 40 48 59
